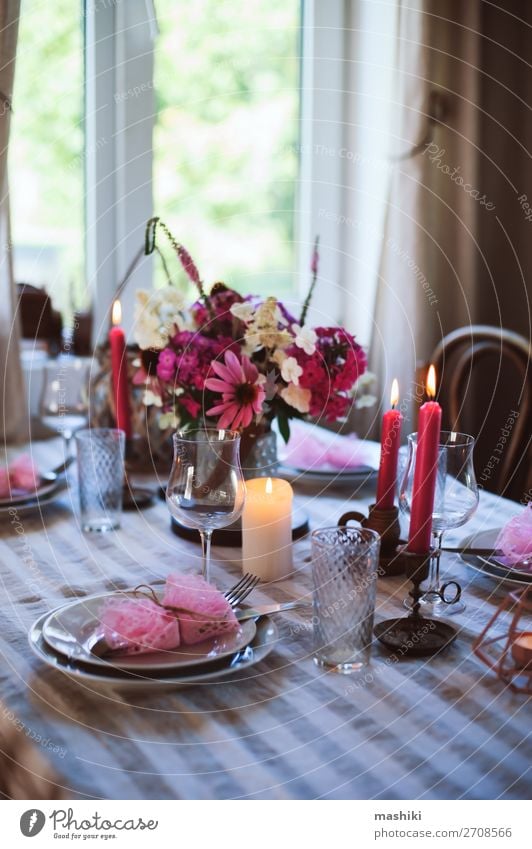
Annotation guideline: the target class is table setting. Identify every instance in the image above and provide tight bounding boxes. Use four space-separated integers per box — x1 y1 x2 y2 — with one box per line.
0 222 530 800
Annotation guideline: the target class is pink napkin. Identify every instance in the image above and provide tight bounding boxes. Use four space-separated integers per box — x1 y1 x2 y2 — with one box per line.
100 597 181 655
278 419 375 471
163 573 240 645
495 503 532 566
0 454 41 498
98 575 240 657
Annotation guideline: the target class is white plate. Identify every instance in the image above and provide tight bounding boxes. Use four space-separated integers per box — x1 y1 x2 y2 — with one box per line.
279 464 378 486
29 611 278 691
42 591 257 672
460 529 532 587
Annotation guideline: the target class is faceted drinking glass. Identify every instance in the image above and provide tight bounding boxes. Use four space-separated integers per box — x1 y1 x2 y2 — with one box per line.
76 428 125 533
166 429 245 582
312 526 381 673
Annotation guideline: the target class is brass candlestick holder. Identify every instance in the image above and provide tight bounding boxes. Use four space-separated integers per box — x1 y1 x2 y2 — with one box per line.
338 504 405 576
373 547 458 656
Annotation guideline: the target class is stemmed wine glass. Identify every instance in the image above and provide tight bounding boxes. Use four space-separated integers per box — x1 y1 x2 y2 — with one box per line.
166 429 246 583
399 431 479 615
40 358 90 456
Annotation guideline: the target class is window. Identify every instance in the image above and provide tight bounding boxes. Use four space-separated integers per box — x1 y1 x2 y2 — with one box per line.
11 1 302 338
152 1 301 300
10 0 85 324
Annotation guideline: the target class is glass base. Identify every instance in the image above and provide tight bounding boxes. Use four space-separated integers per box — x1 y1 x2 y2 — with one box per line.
403 595 466 616
313 656 368 674
82 518 120 533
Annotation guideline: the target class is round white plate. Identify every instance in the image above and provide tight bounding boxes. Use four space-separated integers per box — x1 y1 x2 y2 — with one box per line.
42 591 257 672
29 611 278 691
279 464 378 486
460 528 532 587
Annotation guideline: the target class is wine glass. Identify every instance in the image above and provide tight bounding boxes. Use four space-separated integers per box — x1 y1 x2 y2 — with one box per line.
40 357 90 456
399 431 479 615
166 429 245 582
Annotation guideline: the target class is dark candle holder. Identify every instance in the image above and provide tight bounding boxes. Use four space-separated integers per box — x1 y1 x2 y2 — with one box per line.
373 547 458 657
338 504 405 576
122 437 156 511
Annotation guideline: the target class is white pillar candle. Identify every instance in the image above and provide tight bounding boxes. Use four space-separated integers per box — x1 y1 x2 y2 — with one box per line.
242 477 293 581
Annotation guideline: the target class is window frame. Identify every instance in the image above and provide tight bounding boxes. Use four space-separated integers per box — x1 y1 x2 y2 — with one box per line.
85 0 341 344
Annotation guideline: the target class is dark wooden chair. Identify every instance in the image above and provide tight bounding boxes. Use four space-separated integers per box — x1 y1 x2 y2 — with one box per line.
430 326 531 502
16 283 63 354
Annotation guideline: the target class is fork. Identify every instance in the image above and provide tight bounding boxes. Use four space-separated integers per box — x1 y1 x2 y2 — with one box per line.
224 573 260 609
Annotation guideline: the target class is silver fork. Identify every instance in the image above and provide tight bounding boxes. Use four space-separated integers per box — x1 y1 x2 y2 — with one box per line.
224 573 260 609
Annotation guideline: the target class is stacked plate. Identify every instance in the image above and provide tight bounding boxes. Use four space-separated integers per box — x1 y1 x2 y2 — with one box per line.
460 528 532 587
29 591 278 691
0 463 70 517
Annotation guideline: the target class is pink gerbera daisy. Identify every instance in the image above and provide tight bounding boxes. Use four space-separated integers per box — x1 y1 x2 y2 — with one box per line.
205 350 265 429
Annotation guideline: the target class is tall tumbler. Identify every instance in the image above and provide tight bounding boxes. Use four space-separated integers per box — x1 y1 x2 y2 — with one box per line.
312 526 380 673
76 428 125 532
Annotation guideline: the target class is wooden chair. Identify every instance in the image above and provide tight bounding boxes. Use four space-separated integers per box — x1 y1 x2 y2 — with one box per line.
16 283 63 354
429 326 531 502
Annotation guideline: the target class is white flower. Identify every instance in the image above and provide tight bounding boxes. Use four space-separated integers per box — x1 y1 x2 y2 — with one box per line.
133 287 186 349
280 356 303 386
281 383 311 414
134 311 167 349
355 394 377 409
292 324 317 355
142 389 163 408
158 411 180 430
230 302 255 322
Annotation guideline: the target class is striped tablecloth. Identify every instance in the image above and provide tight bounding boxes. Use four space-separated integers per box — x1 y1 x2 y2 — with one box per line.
0 441 530 800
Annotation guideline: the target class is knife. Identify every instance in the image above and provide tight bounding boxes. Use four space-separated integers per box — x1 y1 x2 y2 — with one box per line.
442 546 502 556
236 601 312 621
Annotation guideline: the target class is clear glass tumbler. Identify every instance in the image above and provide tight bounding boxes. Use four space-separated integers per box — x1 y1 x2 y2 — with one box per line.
312 526 381 673
76 428 125 532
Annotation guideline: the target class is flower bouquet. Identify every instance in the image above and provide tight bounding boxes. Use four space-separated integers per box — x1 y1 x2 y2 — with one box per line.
133 219 374 458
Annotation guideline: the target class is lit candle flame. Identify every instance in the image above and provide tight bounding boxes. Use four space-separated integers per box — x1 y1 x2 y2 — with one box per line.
112 299 122 326
426 364 437 399
265 477 273 495
390 379 399 409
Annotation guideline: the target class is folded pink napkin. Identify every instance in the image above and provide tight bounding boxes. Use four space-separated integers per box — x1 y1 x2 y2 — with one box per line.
0 454 41 498
98 574 240 657
495 503 532 566
163 573 240 644
100 597 181 655
278 419 376 471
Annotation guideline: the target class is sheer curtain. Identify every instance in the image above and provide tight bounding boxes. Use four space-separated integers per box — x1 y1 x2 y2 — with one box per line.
340 1 531 431
0 0 27 443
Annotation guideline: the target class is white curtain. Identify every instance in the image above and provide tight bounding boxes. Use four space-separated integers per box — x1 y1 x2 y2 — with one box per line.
0 0 27 444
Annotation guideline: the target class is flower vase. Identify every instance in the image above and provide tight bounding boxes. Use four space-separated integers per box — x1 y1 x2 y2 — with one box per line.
239 429 279 480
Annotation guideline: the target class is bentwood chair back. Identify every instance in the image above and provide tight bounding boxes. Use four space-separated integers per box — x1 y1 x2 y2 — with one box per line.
429 325 531 502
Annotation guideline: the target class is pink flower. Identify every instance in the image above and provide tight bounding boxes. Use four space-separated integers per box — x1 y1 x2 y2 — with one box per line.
177 244 201 286
205 350 266 429
156 348 178 382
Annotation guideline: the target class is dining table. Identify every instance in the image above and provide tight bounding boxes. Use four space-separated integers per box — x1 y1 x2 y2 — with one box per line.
0 438 530 801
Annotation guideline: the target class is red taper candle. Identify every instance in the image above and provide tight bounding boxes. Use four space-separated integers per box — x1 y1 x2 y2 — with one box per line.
109 299 131 438
407 365 442 554
376 379 403 509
